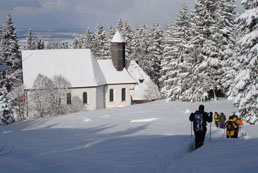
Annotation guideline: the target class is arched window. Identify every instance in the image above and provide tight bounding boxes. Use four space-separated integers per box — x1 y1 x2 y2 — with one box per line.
109 89 114 102
121 88 126 101
83 92 87 104
67 93 71 105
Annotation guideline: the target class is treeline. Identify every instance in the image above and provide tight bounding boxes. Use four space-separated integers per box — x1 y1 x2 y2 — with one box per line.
1 0 257 124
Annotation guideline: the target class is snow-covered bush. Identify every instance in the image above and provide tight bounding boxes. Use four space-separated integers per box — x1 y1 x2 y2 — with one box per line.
29 74 79 117
0 88 15 125
7 85 25 121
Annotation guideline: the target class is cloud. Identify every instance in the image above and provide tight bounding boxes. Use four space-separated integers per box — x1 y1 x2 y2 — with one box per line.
0 0 245 30
0 0 40 10
12 0 70 16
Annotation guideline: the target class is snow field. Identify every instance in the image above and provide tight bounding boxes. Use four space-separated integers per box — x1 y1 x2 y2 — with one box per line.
0 99 257 173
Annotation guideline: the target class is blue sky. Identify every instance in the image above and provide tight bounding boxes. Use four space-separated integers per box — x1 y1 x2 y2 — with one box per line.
0 0 244 30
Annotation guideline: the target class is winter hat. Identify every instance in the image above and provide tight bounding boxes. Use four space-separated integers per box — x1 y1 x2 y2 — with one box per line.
199 105 204 111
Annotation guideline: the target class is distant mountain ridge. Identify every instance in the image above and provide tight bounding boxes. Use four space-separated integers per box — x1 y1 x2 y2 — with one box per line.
17 28 85 43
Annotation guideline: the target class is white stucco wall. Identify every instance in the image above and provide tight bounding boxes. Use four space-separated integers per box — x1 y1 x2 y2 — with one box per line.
105 84 135 108
96 86 105 109
71 86 105 111
25 84 135 117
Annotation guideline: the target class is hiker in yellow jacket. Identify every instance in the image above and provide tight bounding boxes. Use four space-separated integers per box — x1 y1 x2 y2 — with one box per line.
224 116 238 138
214 112 220 128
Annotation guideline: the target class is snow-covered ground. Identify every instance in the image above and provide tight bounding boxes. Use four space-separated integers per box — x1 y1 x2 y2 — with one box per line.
0 100 257 173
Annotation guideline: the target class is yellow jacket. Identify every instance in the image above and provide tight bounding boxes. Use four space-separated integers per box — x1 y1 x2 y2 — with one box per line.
224 119 238 137
214 113 220 122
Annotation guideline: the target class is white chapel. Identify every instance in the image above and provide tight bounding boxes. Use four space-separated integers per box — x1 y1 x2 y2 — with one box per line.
22 31 160 116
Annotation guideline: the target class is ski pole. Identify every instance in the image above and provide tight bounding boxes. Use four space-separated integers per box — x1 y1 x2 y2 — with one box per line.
209 122 211 142
223 127 225 139
191 121 193 138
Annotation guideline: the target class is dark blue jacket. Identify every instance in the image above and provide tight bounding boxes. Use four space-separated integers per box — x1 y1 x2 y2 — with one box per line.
189 110 213 132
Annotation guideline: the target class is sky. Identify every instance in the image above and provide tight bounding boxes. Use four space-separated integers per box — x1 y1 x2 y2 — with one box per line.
0 0 244 31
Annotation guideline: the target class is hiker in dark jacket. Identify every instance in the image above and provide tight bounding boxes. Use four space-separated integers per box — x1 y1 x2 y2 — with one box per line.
189 105 213 149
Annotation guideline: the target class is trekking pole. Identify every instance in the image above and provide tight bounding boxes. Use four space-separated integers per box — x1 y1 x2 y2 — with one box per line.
223 128 225 139
209 122 211 142
191 121 193 138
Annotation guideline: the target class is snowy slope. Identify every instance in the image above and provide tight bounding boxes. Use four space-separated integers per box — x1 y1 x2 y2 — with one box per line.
0 100 257 173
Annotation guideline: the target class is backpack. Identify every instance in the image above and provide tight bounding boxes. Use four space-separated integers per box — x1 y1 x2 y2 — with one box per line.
194 113 204 132
226 121 235 131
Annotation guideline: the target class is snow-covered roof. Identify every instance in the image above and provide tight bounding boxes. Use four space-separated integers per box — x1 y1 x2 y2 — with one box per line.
111 31 125 43
125 60 161 101
97 59 136 84
22 49 160 101
22 49 106 89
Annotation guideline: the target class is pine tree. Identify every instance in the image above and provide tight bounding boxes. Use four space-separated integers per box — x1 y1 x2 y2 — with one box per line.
35 35 45 49
2 14 21 70
82 27 94 49
59 41 69 49
106 25 116 58
122 21 134 60
131 25 151 75
0 14 22 91
182 0 223 101
148 23 164 89
93 23 108 59
0 23 4 64
117 18 124 32
160 23 179 100
230 0 258 124
0 87 14 124
25 28 36 50
160 3 193 101
216 0 238 96
72 37 82 49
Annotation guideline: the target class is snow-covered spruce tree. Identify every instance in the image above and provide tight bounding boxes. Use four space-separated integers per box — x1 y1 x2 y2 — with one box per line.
0 87 14 124
72 36 83 49
217 0 238 96
183 0 225 101
0 23 3 63
160 23 178 99
82 27 94 50
147 23 164 89
117 18 124 32
131 25 152 76
116 20 134 60
93 23 108 59
1 14 21 69
0 14 22 91
160 3 192 101
106 25 116 58
230 0 258 124
25 28 36 50
59 41 69 49
35 35 45 49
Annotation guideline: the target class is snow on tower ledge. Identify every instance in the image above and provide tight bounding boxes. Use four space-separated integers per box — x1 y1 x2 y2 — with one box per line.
111 31 125 43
